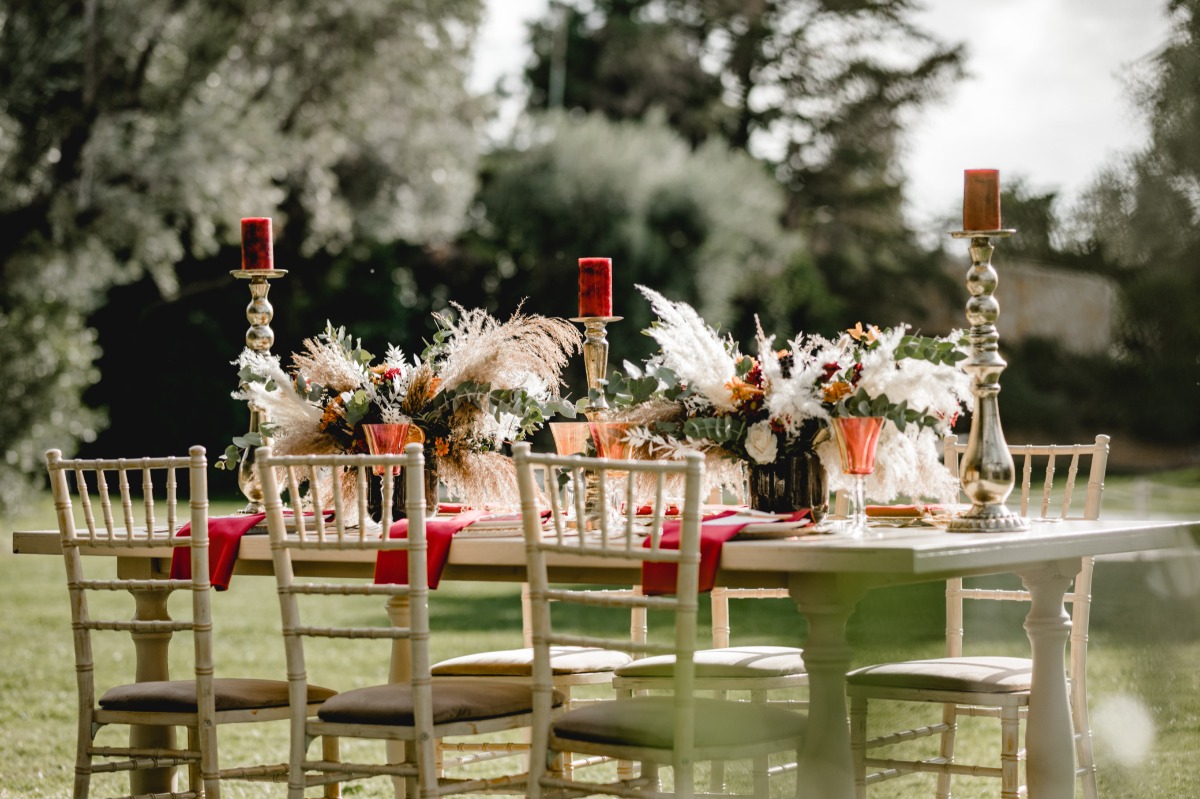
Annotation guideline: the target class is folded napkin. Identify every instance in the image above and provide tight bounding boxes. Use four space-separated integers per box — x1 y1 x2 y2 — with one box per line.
865 504 946 517
632 504 680 516
169 513 266 591
374 510 486 589
642 509 812 596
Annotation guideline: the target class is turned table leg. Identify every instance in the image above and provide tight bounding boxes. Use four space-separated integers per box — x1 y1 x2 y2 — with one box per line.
789 574 867 799
123 557 178 794
1017 559 1081 799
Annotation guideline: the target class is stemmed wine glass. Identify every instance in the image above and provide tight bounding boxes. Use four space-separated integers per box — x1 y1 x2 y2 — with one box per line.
831 416 885 538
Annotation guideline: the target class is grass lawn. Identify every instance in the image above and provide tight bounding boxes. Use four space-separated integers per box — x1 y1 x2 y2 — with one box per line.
2 473 1198 798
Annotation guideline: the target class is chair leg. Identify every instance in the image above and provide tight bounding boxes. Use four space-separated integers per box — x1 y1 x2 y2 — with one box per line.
1000 706 1021 799
1072 685 1098 799
73 719 92 799
849 694 867 799
750 688 769 799
709 689 730 793
934 703 958 799
322 736 341 799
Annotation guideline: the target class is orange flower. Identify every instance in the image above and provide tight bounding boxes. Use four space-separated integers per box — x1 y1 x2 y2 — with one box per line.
434 437 450 457
823 381 852 404
427 376 442 398
726 375 764 404
847 322 878 344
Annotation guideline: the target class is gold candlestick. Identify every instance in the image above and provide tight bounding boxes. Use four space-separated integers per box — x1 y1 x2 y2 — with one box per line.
570 315 622 529
230 268 287 513
570 316 622 419
945 229 1028 533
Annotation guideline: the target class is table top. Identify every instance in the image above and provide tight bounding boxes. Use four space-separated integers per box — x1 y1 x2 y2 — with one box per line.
14 516 1196 587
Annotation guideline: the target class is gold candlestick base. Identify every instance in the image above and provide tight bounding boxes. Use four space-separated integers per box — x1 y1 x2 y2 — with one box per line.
945 229 1028 533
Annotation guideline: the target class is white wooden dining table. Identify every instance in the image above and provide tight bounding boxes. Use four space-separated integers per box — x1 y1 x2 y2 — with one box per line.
14 515 1196 799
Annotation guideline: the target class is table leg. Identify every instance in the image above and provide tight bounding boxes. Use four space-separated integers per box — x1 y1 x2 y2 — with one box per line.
1017 559 1080 799
386 594 412 799
121 558 177 794
788 574 867 799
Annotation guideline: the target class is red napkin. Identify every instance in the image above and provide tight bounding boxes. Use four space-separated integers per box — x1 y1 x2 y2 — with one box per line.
374 510 486 589
169 514 266 591
632 504 680 516
642 509 812 596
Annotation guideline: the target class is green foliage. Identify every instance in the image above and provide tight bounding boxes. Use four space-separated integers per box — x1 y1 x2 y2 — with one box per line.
472 111 826 371
522 0 965 329
1072 0 1200 443
0 0 485 510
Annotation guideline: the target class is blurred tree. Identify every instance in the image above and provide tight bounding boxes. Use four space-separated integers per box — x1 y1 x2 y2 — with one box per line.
412 111 831 398
1074 0 1200 442
524 0 964 326
0 0 484 511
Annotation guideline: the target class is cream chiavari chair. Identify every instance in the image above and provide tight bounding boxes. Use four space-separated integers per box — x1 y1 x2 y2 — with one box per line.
46 446 334 799
515 442 808 799
257 443 550 798
847 434 1110 799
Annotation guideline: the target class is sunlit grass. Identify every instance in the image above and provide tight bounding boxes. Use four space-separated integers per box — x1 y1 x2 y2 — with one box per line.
2 471 1197 797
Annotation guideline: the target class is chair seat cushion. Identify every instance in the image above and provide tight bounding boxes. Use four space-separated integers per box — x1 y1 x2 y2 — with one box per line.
614 646 806 679
99 678 335 713
847 656 1033 693
317 678 564 726
552 695 807 750
431 646 632 677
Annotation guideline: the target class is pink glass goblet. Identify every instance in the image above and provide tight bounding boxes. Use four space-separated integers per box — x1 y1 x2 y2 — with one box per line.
587 421 633 460
362 423 411 476
550 421 592 456
831 416 885 537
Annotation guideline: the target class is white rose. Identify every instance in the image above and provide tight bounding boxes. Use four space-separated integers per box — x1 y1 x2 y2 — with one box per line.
744 421 779 464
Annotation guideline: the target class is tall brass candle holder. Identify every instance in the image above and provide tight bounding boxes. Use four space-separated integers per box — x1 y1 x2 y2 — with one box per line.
570 316 622 417
570 315 622 528
946 229 1028 533
231 267 287 513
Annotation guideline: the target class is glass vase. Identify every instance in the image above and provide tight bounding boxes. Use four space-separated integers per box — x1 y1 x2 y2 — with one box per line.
747 452 828 522
831 416 885 537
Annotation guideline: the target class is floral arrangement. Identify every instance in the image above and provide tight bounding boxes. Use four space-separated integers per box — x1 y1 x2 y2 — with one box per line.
602 286 972 502
221 306 580 504
772 322 973 501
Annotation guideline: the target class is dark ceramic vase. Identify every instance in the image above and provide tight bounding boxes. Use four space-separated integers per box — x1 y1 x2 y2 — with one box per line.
747 452 828 521
367 460 440 523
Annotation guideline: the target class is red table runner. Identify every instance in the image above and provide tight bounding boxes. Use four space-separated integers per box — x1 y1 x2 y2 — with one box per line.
642 509 812 596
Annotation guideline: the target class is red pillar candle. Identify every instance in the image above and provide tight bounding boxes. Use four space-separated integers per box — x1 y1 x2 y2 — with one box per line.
240 217 274 270
963 169 1001 231
578 257 612 317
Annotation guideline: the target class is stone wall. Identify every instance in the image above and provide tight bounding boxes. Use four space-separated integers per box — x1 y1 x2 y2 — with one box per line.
929 257 1117 355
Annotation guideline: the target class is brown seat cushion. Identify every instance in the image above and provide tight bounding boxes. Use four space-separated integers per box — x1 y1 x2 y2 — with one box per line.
431 646 632 677
614 646 806 679
552 695 807 750
847 656 1033 693
317 678 565 726
99 678 335 713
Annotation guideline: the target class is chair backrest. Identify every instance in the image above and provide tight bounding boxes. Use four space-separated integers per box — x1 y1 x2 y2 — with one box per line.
255 444 437 780
46 447 216 729
709 587 790 649
943 434 1111 521
941 435 1111 677
513 443 705 784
